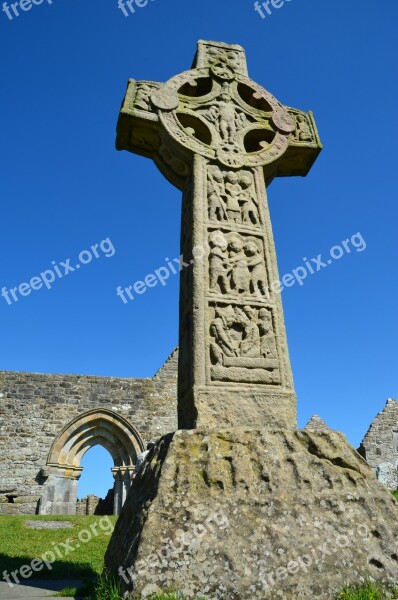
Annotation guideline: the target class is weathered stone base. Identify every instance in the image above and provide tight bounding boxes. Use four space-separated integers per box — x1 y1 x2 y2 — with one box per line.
178 388 297 430
105 428 398 599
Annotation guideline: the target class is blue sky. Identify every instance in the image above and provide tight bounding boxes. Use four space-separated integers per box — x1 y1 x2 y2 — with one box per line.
1 0 397 498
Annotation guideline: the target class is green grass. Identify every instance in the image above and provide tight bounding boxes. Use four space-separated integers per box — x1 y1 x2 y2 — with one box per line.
87 578 398 600
52 580 398 600
147 595 207 600
90 578 208 600
0 514 117 582
54 587 80 597
2 516 398 600
54 580 96 597
88 571 122 599
393 490 398 501
338 581 398 599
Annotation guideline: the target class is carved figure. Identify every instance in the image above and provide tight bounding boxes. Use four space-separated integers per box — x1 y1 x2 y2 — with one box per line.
225 172 242 224
210 307 239 365
203 85 248 146
218 92 237 143
258 308 276 358
238 306 261 358
245 241 268 296
240 173 259 225
228 237 251 294
209 231 229 293
135 84 154 111
296 115 312 142
208 167 227 221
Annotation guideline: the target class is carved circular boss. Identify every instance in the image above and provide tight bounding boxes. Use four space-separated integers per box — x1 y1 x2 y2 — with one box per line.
151 68 295 169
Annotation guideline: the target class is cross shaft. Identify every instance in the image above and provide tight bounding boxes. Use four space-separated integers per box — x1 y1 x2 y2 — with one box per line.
117 40 322 429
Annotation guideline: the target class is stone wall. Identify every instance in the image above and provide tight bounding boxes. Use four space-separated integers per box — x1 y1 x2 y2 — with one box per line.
358 398 398 490
76 490 114 515
304 415 330 432
76 494 101 516
0 349 178 514
1 348 396 515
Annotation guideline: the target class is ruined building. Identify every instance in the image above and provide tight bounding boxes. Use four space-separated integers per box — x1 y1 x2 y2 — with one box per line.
359 398 398 490
1 355 396 515
0 350 178 515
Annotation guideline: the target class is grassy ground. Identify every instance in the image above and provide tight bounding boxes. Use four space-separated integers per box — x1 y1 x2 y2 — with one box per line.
339 581 398 599
0 514 116 584
1 515 398 599
91 579 398 600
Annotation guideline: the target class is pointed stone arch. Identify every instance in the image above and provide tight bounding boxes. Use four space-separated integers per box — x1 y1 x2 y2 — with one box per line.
47 409 145 469
40 409 145 515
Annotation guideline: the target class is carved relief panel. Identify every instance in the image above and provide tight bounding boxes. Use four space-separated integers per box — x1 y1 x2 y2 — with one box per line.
287 109 318 145
198 43 246 79
208 303 280 384
208 230 269 298
130 81 161 113
207 165 260 226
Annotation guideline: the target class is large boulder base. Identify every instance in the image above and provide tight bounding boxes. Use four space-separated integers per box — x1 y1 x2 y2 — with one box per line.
105 428 398 599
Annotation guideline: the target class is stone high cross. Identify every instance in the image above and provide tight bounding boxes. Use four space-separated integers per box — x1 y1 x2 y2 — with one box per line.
117 40 321 430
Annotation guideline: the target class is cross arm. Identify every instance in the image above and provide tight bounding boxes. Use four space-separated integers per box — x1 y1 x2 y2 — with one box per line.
116 79 162 158
116 78 192 189
275 107 322 178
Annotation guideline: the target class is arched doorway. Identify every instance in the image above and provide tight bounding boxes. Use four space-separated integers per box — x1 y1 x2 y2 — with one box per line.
77 446 115 514
39 409 145 515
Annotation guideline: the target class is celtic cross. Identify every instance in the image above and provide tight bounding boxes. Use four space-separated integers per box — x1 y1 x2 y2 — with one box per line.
116 40 322 429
